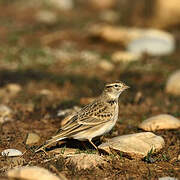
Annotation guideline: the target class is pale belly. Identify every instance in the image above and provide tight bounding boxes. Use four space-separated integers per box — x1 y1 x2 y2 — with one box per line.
72 106 119 140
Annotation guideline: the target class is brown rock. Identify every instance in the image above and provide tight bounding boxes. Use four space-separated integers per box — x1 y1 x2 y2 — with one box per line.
7 166 61 180
66 153 106 170
26 133 40 145
89 25 143 45
98 132 165 159
166 70 180 96
139 114 180 131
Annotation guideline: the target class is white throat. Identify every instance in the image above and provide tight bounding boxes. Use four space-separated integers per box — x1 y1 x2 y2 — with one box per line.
107 92 121 99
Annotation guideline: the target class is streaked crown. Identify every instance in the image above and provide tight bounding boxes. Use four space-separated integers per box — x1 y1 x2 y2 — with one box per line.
103 81 129 99
105 81 129 90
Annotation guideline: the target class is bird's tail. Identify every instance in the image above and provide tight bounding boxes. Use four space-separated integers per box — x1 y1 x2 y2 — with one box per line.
35 136 65 153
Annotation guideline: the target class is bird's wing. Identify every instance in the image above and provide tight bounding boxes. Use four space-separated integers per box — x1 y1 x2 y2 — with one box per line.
77 100 113 126
51 116 110 141
35 101 113 152
53 100 112 137
77 115 111 125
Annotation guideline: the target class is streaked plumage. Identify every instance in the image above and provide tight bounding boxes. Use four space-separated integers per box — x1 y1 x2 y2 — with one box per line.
35 81 129 152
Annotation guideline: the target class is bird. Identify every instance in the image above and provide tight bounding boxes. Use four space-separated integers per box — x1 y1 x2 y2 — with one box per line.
35 81 129 153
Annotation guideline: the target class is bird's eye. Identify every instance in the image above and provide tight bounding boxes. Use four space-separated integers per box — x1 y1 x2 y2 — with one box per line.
115 84 118 88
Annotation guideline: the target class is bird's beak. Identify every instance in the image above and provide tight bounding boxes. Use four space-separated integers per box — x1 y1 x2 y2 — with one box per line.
124 85 130 90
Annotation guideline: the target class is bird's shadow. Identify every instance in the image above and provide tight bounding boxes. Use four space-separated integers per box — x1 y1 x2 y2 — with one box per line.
45 138 101 152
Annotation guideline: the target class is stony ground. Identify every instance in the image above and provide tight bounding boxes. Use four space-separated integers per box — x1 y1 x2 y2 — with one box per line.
0 1 180 179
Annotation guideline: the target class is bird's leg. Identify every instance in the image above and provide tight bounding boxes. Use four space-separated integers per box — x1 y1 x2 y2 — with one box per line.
88 139 98 149
88 139 100 154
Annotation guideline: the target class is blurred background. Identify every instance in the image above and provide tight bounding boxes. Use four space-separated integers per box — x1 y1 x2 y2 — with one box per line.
0 0 180 107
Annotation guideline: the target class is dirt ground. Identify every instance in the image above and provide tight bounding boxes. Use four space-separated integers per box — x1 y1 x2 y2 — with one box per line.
0 1 179 179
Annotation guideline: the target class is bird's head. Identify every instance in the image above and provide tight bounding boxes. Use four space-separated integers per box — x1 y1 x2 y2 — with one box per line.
103 81 129 99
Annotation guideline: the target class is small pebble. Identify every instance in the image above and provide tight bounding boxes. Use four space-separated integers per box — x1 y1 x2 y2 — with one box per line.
166 70 180 96
159 177 178 180
26 133 40 145
2 149 23 157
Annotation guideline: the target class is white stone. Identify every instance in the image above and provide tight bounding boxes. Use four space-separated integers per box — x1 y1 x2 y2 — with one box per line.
98 132 165 159
166 70 180 95
111 51 141 63
7 166 62 180
66 153 106 170
2 149 23 157
159 177 178 180
127 29 175 56
26 133 40 145
139 114 180 131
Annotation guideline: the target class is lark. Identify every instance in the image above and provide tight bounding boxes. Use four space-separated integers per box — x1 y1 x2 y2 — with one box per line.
35 81 129 152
